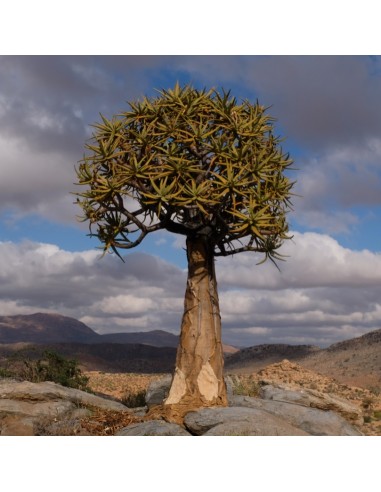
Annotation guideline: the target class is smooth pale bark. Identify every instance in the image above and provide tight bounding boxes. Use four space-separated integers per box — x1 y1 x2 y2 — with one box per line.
165 235 228 410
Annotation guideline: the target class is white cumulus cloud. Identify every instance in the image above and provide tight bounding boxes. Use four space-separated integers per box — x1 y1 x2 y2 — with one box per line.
0 232 380 347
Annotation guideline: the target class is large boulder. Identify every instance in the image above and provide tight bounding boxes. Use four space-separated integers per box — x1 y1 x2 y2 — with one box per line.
145 375 172 408
184 406 309 436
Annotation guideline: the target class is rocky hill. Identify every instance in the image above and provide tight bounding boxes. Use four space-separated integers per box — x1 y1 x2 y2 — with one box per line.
298 329 381 389
225 329 381 389
225 343 320 371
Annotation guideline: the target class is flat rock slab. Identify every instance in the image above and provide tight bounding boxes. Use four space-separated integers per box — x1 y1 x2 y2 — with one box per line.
116 420 191 436
231 395 362 436
0 380 128 412
0 398 75 417
184 407 309 436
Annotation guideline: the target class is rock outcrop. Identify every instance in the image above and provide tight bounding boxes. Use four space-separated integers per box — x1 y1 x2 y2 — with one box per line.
121 367 363 436
230 395 361 436
259 384 363 426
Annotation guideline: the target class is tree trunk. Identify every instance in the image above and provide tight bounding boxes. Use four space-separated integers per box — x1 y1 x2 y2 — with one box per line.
165 235 228 410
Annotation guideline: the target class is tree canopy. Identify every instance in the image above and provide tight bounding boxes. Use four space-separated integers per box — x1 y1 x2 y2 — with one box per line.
75 84 294 264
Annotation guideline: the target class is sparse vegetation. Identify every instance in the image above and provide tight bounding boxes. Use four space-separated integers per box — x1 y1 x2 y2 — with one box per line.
122 390 147 408
368 386 381 396
229 374 261 397
326 383 337 394
34 406 142 436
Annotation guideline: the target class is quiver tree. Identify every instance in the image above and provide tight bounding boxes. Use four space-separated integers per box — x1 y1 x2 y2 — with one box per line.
75 84 294 414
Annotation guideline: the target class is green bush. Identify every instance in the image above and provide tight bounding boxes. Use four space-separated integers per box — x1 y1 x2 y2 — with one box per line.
0 366 13 378
35 350 89 390
1 350 89 391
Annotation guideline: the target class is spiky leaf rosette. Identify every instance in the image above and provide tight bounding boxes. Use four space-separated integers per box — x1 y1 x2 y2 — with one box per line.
75 84 294 263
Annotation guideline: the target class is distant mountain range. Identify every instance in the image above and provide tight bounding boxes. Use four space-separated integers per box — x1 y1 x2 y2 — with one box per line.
1 313 380 388
0 313 179 347
0 313 236 373
0 312 238 351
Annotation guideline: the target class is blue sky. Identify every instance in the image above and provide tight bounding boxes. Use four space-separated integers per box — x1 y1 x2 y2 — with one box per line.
1 55 381 347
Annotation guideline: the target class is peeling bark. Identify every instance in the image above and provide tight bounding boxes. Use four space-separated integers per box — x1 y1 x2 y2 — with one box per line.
165 236 228 411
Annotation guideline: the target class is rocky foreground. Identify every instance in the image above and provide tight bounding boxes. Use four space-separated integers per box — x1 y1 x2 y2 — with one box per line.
1 360 380 436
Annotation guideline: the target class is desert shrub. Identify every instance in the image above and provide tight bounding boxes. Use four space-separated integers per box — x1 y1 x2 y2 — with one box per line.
362 396 375 410
230 375 260 397
373 411 381 420
122 390 146 408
